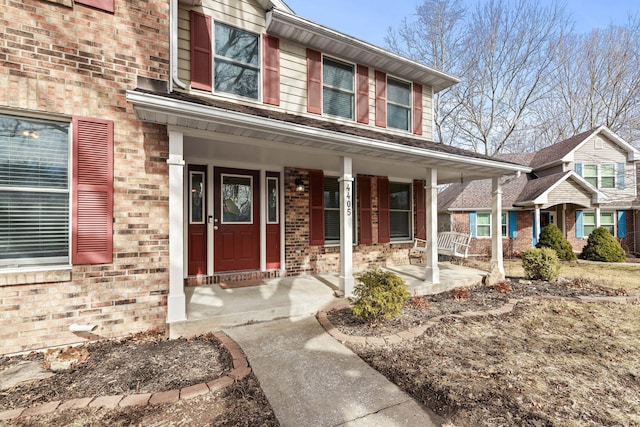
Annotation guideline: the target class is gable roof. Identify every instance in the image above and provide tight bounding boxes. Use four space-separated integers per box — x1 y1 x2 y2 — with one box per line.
530 126 640 169
437 172 530 211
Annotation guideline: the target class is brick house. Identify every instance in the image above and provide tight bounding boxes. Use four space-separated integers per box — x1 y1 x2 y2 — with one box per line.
1 0 529 354
438 127 640 258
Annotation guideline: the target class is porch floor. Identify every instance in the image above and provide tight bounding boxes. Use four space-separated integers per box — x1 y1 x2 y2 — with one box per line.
169 262 486 338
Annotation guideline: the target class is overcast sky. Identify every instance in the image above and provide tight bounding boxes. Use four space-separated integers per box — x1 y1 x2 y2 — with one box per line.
283 0 637 47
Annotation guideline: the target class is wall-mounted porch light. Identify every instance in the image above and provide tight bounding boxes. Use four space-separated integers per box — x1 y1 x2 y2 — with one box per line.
295 178 305 192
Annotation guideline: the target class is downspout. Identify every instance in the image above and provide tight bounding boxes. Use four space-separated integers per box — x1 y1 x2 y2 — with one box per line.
170 0 187 91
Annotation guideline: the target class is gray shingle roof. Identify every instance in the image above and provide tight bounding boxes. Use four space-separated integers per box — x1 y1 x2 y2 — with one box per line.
529 128 596 169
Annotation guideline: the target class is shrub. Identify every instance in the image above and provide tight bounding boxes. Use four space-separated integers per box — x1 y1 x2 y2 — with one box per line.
580 227 626 262
350 269 410 321
536 223 577 261
521 247 560 281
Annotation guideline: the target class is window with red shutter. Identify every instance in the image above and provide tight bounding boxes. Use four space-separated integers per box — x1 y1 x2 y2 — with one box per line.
356 65 369 124
307 49 322 114
377 177 390 243
375 70 387 128
75 0 114 13
358 176 373 244
414 180 426 239
413 83 423 135
309 170 325 245
263 35 280 106
72 117 114 265
190 11 212 91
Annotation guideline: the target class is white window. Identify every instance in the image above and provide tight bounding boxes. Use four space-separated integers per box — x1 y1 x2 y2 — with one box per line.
0 115 70 267
387 77 411 131
323 57 355 120
501 213 508 237
214 22 260 99
600 212 615 235
324 177 340 242
583 164 598 187
389 182 412 240
600 164 615 189
476 213 491 237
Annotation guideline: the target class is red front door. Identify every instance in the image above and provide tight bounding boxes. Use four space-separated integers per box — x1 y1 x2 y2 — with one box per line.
214 167 260 272
188 165 207 275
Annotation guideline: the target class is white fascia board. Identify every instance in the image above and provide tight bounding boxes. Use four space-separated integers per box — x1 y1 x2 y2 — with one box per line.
126 90 531 176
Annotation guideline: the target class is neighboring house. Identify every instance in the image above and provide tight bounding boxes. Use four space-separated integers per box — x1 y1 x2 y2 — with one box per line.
439 127 640 257
1 0 529 355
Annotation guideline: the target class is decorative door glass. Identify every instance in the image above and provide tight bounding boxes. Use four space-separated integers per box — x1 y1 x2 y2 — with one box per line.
221 174 252 223
267 177 278 223
190 171 205 224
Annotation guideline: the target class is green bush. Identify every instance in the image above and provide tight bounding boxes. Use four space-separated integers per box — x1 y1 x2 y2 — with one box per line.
536 223 577 261
580 227 626 262
521 247 560 281
350 269 410 321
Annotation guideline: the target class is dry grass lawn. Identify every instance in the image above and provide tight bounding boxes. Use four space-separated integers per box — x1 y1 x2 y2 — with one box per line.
467 259 640 293
356 299 640 426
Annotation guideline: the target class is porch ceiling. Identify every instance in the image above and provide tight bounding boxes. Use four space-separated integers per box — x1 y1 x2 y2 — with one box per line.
127 90 530 184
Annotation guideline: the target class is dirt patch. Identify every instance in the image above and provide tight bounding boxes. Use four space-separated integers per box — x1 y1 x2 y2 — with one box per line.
330 279 640 426
0 331 279 426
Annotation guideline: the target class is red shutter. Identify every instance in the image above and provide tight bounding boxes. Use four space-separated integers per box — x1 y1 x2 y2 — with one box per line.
375 70 387 128
309 170 325 245
413 83 423 135
358 176 373 244
414 180 426 239
377 177 390 243
356 64 369 124
75 0 114 13
263 35 280 106
72 117 113 265
190 11 212 91
307 49 322 114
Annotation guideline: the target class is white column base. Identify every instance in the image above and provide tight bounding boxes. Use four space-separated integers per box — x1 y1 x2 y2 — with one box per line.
424 266 440 284
338 276 355 297
167 293 187 323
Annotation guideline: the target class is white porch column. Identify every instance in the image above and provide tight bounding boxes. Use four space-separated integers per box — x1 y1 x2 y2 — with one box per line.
533 206 541 246
338 156 355 296
425 168 439 284
167 130 186 323
490 177 505 279
595 205 601 228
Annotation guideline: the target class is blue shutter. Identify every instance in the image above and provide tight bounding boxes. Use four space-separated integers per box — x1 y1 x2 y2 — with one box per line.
618 211 627 238
574 162 583 176
576 210 584 238
469 211 477 238
509 211 518 238
617 163 625 189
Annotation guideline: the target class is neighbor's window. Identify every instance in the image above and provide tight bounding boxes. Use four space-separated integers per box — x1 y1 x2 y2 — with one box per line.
583 212 596 236
476 213 491 237
600 212 615 235
389 182 411 240
501 213 508 237
0 115 70 267
323 57 354 119
600 164 615 189
582 164 598 187
387 77 411 131
214 22 259 99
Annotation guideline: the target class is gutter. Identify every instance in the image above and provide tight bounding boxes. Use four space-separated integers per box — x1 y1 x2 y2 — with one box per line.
170 0 186 90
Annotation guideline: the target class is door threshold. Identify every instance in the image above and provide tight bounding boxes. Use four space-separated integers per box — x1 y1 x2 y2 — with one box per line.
185 269 283 286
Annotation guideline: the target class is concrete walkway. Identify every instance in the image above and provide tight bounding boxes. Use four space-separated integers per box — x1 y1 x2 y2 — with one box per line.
224 316 445 427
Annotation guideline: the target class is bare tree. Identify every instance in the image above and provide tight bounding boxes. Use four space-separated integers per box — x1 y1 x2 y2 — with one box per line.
539 17 640 148
385 0 466 145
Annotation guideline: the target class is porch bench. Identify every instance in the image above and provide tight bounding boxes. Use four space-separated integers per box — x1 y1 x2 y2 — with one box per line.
409 232 472 262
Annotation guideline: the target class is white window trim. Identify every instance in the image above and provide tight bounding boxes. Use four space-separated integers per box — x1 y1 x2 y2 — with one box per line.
212 21 261 102
321 55 356 121
582 211 616 237
386 75 412 132
389 180 413 242
475 212 508 239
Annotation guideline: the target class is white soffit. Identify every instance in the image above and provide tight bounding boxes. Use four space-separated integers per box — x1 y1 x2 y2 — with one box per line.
266 9 459 93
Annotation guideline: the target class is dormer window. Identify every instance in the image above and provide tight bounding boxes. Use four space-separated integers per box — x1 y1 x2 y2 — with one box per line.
214 23 260 99
322 57 355 120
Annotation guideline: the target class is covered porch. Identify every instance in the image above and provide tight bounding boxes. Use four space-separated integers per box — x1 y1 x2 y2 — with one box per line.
169 261 486 338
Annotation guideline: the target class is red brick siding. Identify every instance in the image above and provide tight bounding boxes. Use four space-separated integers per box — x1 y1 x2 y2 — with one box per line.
0 0 170 355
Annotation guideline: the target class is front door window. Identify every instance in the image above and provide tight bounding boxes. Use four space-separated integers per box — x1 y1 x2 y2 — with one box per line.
221 174 252 223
